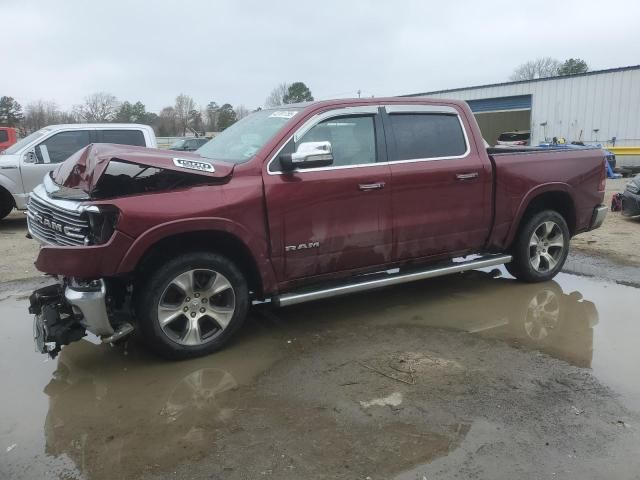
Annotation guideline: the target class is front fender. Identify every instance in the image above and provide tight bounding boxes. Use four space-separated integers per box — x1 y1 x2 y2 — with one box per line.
0 169 23 207
116 217 277 293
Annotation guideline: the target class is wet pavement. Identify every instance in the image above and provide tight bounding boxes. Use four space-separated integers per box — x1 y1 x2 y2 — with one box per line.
1 260 639 479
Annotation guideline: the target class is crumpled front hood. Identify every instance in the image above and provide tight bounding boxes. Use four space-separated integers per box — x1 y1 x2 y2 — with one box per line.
51 143 234 194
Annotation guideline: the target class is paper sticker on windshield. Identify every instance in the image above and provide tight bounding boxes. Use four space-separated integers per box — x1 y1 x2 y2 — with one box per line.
269 111 298 119
172 158 215 173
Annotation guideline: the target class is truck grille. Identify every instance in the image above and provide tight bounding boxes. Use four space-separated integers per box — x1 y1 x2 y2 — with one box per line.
27 189 89 247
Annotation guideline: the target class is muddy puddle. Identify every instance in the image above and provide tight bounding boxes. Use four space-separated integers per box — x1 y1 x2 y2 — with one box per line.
1 268 639 479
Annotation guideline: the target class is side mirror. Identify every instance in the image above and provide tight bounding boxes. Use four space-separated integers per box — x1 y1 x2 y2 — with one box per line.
279 141 333 172
23 150 37 164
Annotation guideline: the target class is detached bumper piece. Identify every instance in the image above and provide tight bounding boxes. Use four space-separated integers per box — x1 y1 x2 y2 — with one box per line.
29 279 134 358
29 284 86 358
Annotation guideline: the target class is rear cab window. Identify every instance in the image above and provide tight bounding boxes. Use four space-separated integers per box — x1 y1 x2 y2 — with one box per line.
0 130 8 143
498 132 530 142
386 109 468 161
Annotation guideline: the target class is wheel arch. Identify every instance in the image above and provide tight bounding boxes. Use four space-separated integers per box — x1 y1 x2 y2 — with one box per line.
119 218 277 297
506 185 577 249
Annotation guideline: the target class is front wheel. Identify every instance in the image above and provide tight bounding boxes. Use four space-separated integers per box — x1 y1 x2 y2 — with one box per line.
506 210 570 283
137 252 249 360
0 189 14 220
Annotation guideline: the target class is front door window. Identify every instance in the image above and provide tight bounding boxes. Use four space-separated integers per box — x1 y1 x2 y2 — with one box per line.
35 130 91 164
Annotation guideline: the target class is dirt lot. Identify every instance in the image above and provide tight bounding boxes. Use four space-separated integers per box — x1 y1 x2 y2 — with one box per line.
571 178 640 266
0 210 40 282
1 260 640 479
1 178 637 283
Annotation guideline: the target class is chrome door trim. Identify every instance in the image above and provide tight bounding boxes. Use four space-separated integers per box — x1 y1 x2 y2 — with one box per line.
266 104 473 175
266 106 380 175
293 105 379 142
383 104 459 115
382 105 471 163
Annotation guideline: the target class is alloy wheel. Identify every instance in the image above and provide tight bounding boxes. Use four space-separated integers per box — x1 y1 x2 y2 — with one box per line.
528 221 565 273
157 269 236 346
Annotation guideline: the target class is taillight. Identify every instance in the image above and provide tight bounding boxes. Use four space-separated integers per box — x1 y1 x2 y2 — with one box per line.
599 158 607 191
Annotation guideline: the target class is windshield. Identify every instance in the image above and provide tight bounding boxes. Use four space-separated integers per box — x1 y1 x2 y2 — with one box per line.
197 108 302 162
2 128 50 154
170 139 186 149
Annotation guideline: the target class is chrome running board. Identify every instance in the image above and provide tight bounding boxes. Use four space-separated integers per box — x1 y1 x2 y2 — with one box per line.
274 254 512 307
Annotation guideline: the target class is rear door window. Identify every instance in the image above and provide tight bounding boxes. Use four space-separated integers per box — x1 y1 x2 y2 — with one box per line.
99 129 146 146
35 130 91 163
388 113 467 161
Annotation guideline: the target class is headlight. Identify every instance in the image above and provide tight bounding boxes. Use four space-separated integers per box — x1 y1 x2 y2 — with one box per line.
83 205 120 245
626 182 640 195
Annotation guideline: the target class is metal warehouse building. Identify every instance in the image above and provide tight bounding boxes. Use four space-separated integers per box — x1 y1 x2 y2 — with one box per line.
406 65 640 149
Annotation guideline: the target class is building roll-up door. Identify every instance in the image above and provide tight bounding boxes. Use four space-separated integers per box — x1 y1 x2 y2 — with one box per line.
466 95 532 146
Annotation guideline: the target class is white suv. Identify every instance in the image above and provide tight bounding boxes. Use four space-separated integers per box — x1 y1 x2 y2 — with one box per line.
0 124 156 219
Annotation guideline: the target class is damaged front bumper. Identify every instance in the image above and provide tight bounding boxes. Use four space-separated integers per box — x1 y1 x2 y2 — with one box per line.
29 279 133 358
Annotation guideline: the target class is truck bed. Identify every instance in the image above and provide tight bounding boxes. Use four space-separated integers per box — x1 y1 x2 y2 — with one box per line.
487 146 606 250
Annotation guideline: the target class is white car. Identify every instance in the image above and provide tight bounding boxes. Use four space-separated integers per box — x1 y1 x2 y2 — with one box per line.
496 131 531 147
0 124 156 219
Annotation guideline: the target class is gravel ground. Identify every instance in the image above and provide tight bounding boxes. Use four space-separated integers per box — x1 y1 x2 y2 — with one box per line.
0 210 40 282
2 264 640 480
570 178 640 267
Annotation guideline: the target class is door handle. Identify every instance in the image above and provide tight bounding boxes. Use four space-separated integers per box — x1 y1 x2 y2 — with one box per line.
455 172 479 181
358 182 385 191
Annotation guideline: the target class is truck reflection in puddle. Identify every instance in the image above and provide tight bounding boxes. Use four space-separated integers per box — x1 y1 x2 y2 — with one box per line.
38 271 599 479
360 270 598 368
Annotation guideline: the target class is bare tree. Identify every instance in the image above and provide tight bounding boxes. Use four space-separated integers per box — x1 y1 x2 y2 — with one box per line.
264 82 289 107
74 92 119 122
174 93 196 135
24 100 62 132
205 101 219 131
157 106 178 137
234 105 250 120
509 57 561 81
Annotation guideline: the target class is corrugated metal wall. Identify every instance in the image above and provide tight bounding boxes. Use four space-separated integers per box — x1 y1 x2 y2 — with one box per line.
417 67 640 146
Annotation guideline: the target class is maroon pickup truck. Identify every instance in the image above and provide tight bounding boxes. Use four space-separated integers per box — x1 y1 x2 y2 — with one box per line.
27 98 608 359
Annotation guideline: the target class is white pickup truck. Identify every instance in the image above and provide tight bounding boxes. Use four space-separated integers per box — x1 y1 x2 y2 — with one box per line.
0 123 156 220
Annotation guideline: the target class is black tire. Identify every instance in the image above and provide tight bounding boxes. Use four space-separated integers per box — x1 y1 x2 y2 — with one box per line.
136 252 249 360
506 210 570 283
0 189 14 220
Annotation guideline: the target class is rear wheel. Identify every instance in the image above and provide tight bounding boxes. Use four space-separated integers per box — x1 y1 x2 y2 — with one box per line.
506 210 570 283
137 252 249 360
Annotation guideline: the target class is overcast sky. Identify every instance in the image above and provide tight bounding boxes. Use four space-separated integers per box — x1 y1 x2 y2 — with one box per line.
2 0 639 112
